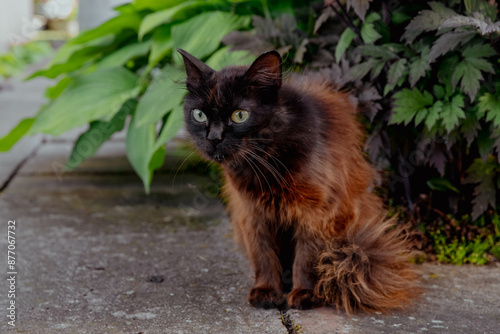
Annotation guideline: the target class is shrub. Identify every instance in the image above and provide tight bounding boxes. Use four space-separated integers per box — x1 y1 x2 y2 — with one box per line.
223 0 500 262
0 0 265 191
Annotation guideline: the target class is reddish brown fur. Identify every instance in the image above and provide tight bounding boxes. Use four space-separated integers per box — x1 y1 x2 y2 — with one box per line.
222 79 421 313
179 49 421 314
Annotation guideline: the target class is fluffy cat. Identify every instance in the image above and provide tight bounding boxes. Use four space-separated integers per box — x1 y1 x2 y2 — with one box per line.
178 49 420 313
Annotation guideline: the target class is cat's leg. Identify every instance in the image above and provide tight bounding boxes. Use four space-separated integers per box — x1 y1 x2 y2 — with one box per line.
244 218 285 309
287 231 323 309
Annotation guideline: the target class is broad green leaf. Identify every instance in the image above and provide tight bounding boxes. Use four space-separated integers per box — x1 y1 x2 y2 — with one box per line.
454 57 493 100
154 104 185 151
97 41 152 68
172 11 251 60
126 112 157 193
30 68 139 136
28 35 114 79
65 100 136 170
425 100 443 130
335 28 356 63
441 94 465 132
0 118 35 152
139 0 227 39
409 46 430 87
387 58 407 86
478 93 500 127
136 65 186 126
133 0 187 11
71 13 142 44
148 25 173 69
205 46 252 69
427 178 459 193
391 88 433 125
44 76 74 99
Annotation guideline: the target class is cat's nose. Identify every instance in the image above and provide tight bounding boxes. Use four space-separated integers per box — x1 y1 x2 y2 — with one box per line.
207 123 223 144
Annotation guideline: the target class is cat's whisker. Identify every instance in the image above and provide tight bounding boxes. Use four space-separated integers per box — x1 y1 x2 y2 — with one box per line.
244 143 294 189
237 145 275 197
172 149 198 192
239 144 286 194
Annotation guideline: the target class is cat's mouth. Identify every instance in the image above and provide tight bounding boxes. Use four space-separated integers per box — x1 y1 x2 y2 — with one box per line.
212 151 225 163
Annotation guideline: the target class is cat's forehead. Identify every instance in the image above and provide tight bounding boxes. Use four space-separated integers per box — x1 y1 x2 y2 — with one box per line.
203 67 247 106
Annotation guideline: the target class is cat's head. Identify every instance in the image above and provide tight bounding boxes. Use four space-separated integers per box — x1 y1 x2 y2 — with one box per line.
178 49 282 164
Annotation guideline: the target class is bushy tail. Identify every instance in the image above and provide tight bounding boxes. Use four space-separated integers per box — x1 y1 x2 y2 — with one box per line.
314 215 421 314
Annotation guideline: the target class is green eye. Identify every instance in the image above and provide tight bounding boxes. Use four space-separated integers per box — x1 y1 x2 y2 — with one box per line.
192 109 207 122
231 110 249 124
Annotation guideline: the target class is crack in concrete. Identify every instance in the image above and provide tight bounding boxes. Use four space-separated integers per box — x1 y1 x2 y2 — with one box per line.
280 311 302 334
0 140 43 194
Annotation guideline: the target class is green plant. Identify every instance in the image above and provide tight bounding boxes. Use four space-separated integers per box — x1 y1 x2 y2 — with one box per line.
0 41 53 82
223 0 500 262
0 0 269 191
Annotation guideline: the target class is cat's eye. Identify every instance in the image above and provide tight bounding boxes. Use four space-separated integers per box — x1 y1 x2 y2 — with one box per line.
231 110 249 124
192 109 207 123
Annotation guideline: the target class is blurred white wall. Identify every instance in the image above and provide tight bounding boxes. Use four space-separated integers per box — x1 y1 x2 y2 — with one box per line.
0 0 33 52
78 0 128 31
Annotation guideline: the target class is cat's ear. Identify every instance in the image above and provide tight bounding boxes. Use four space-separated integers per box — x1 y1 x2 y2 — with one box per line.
178 49 214 84
244 51 282 89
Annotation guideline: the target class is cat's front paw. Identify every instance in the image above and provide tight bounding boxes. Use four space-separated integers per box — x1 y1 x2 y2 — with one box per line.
248 287 285 309
287 288 323 310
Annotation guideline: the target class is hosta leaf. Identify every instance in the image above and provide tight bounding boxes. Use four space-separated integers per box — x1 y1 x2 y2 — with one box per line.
205 46 252 69
0 118 35 152
391 88 433 125
335 28 356 63
133 0 187 11
409 45 430 87
65 100 136 170
440 95 465 133
135 65 186 127
29 68 139 136
154 104 184 151
96 41 152 68
71 13 142 44
429 30 476 63
126 112 157 193
478 93 500 127
402 2 456 43
139 0 227 39
28 35 114 79
387 58 407 86
172 11 251 60
149 25 173 69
